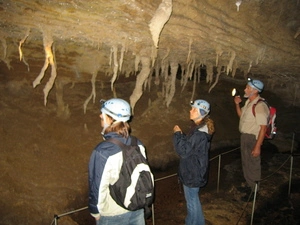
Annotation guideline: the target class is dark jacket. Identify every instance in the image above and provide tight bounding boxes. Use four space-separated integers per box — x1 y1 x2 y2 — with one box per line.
173 121 213 188
88 132 146 216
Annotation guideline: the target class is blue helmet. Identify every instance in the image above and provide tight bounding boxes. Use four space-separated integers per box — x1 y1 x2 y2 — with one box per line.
100 98 131 122
247 78 264 93
190 99 210 118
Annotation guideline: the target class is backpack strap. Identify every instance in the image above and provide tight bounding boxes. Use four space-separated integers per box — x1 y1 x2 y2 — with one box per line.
106 136 137 148
252 98 268 117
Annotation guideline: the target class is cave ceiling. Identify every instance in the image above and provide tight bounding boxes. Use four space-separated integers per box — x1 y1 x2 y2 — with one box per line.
0 0 300 110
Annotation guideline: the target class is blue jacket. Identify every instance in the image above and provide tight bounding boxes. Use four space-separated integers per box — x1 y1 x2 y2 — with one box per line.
88 132 146 217
173 123 212 188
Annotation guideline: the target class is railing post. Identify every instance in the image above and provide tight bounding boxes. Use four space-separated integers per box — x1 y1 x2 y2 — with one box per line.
54 215 58 225
289 155 293 196
250 182 258 225
152 204 155 225
217 155 221 193
288 132 295 196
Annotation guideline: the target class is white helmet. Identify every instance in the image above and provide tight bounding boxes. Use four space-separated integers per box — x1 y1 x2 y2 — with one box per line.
247 78 264 93
100 98 131 122
190 99 210 118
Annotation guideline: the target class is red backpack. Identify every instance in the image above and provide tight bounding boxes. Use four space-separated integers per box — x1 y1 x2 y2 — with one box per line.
252 98 277 139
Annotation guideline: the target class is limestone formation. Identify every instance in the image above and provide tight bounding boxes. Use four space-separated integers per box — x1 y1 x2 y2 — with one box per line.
0 0 299 112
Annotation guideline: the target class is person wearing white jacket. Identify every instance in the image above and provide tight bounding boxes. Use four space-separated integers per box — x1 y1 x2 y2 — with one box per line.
88 98 146 225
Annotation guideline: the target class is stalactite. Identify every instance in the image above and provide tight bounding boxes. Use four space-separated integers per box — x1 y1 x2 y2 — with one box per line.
161 48 170 66
154 60 160 86
161 62 166 97
162 60 169 97
160 48 170 90
165 61 177 107
256 47 266 64
235 0 242 12
186 38 193 63
215 47 223 67
18 28 30 72
0 37 11 70
226 51 236 75
206 63 213 84
109 47 113 67
163 60 169 82
197 64 201 83
189 58 195 80
18 28 29 61
247 60 252 73
55 78 70 119
110 45 119 91
32 31 56 106
180 65 185 86
149 0 172 48
181 57 195 93
83 71 97 114
146 66 154 92
208 66 221 93
130 57 151 114
135 54 140 73
232 60 238 78
180 63 189 93
191 65 197 101
151 46 158 67
119 43 125 72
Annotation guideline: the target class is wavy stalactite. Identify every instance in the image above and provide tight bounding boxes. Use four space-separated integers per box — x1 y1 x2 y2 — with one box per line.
161 60 169 98
191 65 197 102
247 60 253 74
83 71 97 114
165 61 177 107
18 28 30 72
206 63 213 84
0 34 11 70
186 38 193 64
119 43 126 72
130 57 151 114
154 60 160 86
134 54 140 73
181 57 195 93
32 30 57 106
110 45 119 92
208 65 222 93
149 0 173 48
226 51 236 75
231 60 238 78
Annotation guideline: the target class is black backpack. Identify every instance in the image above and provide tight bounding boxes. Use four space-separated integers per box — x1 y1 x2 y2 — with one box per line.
106 136 154 216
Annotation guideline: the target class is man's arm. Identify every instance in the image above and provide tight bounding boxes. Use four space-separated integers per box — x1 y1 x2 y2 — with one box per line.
234 96 242 117
252 125 267 157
